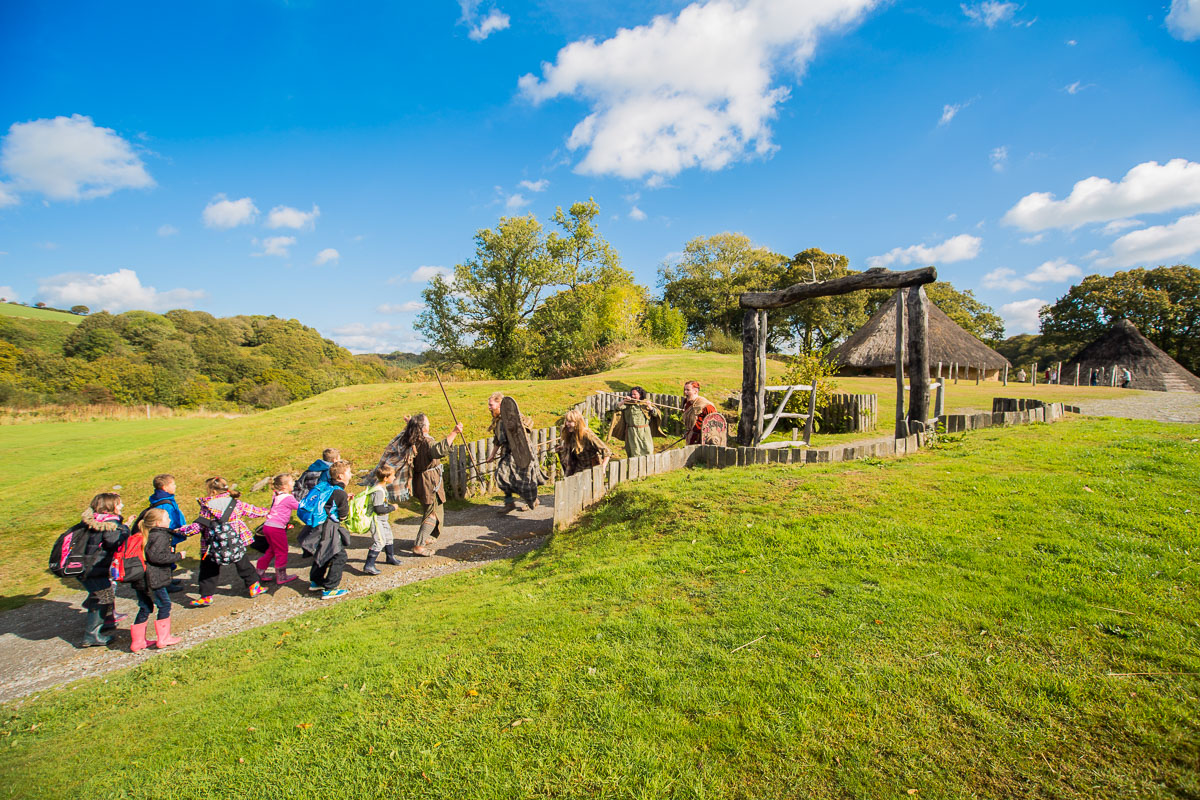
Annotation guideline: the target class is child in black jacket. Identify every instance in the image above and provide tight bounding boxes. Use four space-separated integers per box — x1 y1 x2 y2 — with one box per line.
77 493 130 647
306 460 352 600
129 508 184 652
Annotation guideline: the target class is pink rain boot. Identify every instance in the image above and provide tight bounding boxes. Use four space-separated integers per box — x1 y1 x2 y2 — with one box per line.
130 621 152 653
154 617 181 649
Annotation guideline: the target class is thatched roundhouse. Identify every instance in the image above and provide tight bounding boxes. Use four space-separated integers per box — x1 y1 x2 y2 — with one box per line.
1064 319 1200 393
830 292 1011 380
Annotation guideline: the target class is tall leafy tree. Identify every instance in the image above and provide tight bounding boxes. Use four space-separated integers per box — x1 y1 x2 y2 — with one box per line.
547 198 620 289
1039 265 1200 372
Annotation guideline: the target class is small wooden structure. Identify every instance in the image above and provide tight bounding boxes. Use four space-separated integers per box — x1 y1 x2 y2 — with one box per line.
738 266 937 445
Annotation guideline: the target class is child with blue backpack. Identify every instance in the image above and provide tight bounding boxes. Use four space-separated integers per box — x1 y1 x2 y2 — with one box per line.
293 448 339 501
297 459 352 600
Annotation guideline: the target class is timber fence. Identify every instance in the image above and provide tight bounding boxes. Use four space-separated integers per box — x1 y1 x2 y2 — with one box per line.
552 400 1075 529
820 393 877 433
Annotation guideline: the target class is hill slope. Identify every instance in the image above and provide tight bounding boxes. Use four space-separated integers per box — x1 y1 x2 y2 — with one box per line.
2 419 1197 798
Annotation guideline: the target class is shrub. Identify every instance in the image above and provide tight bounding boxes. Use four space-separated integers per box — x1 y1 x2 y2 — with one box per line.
700 326 740 355
777 348 840 433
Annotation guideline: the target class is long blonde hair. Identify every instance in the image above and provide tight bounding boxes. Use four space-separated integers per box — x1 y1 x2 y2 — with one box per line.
561 409 601 455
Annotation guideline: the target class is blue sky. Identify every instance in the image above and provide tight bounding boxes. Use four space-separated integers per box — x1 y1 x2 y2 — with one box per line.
1 0 1198 352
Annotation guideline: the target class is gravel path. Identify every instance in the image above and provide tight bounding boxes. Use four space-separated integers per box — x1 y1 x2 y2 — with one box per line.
1071 391 1200 424
0 495 553 705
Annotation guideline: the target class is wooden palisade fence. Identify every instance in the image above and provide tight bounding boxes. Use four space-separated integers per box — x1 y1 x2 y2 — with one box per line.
820 393 877 434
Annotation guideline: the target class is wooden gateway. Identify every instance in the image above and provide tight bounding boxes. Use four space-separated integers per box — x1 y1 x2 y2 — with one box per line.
737 266 938 445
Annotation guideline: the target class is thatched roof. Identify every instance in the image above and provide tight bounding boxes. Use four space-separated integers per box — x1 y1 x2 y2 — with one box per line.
1064 319 1200 393
830 291 1011 370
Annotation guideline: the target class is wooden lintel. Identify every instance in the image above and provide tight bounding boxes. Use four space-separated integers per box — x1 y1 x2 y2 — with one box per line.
739 266 937 310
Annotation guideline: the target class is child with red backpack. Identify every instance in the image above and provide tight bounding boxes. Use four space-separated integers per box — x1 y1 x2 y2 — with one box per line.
128 508 184 652
176 477 269 607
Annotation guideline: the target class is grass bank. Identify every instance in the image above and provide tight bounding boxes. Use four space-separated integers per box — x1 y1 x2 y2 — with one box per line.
2 418 1197 798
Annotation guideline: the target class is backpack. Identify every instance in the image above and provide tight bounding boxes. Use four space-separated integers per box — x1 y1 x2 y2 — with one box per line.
48 523 94 577
204 499 245 565
298 482 338 527
110 529 146 584
344 489 373 535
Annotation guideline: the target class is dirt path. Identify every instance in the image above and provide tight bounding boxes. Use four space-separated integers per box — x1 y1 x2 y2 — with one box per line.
1071 391 1200 424
0 495 553 705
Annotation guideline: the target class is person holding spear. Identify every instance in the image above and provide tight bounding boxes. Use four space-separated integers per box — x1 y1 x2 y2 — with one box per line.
608 386 664 458
401 413 463 557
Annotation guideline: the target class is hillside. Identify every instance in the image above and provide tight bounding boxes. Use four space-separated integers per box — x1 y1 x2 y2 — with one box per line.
2 418 1197 797
1 349 1152 611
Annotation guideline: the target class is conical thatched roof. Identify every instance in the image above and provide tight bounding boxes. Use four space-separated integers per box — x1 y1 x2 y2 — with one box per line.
830 292 1011 371
1064 319 1200 393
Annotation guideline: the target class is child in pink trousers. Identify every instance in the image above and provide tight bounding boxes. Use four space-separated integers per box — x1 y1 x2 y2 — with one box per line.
258 474 299 584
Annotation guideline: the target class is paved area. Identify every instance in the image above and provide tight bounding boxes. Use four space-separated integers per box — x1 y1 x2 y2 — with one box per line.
0 495 552 705
1071 391 1200 424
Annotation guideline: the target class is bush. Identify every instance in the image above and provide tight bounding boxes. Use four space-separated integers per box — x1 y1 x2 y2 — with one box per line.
240 382 292 409
777 348 840 433
641 301 687 348
546 343 624 379
700 326 740 355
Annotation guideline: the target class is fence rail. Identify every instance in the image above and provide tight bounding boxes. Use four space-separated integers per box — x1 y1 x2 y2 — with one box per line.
822 393 878 433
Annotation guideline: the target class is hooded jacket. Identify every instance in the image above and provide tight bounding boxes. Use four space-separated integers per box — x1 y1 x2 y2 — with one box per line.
80 508 128 580
293 459 332 501
147 489 187 529
176 493 268 558
137 526 183 591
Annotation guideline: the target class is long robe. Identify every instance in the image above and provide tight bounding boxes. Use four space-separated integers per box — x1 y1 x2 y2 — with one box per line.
411 435 451 544
620 403 657 457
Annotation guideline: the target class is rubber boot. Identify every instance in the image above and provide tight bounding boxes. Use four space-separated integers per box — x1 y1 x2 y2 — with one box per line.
154 617 181 648
100 604 126 632
82 606 113 647
363 550 381 576
130 621 151 653
383 544 401 566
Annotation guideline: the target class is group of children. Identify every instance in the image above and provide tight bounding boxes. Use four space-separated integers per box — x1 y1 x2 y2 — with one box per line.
72 447 407 651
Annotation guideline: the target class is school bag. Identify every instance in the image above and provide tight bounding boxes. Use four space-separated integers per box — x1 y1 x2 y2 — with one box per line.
344 490 373 535
48 523 95 577
204 499 245 565
110 528 146 584
297 482 338 527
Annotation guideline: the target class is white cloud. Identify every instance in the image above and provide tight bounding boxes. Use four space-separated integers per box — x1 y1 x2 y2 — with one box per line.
1100 218 1144 235
377 301 425 313
982 267 1030 291
0 183 18 208
469 8 510 41
505 192 529 210
266 204 320 230
314 248 340 265
1066 39 1077 46
1097 212 1200 268
939 103 963 126
990 145 1008 172
1063 81 1090 95
410 265 455 282
1026 258 1083 283
1002 159 1200 232
0 286 19 301
866 233 982 268
327 321 426 354
961 2 1017 28
253 236 296 257
629 206 647 221
37 268 206 313
203 194 258 229
0 115 154 204
999 298 1049 334
1020 233 1044 245
157 224 178 237
519 0 879 182
519 179 549 192
1167 0 1200 41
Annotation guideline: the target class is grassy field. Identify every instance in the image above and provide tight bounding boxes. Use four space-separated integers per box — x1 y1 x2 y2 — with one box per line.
2 417 1197 798
0 303 82 325
1 349 1149 610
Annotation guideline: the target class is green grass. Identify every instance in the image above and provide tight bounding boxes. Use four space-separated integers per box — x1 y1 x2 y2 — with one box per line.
0 303 82 325
2 418 1197 798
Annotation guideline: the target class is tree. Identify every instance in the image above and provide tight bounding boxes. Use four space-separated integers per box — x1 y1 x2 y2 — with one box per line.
547 199 620 289
778 248 880 351
660 233 789 342
417 214 555 377
70 305 89 315
1039 265 1200 373
641 301 687 348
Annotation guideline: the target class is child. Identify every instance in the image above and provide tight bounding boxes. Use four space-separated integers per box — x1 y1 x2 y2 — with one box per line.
176 477 269 607
294 448 340 501
362 464 399 575
76 493 131 647
148 474 187 592
304 460 351 599
258 474 299 584
129 508 183 652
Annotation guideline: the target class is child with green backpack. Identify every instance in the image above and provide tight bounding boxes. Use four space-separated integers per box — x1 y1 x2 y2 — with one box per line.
360 464 400 575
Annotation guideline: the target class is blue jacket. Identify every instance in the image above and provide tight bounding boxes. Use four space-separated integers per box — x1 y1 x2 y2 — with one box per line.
294 459 333 500
148 490 187 529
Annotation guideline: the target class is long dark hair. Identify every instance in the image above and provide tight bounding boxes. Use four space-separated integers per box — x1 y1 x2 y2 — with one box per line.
629 386 647 401
403 413 428 447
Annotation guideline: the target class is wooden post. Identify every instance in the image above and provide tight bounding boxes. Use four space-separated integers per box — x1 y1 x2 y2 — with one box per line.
1074 363 1080 386
894 288 907 438
934 377 946 421
755 309 767 442
804 381 818 446
906 286 930 430
953 361 958 384
1056 361 1063 385
1111 364 1117 387
975 363 980 385
1003 363 1008 386
937 361 942 379
739 309 760 446
1032 362 1037 386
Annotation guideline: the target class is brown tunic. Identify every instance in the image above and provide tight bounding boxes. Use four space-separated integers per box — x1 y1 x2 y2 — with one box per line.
682 396 716 445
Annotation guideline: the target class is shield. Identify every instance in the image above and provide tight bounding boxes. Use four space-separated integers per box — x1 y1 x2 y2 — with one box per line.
499 396 533 469
700 413 728 446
